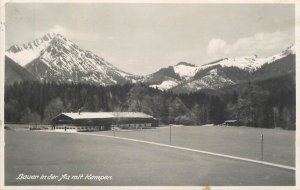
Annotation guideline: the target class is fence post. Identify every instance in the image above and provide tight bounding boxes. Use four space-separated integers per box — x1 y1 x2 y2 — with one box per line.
170 125 172 145
261 133 264 161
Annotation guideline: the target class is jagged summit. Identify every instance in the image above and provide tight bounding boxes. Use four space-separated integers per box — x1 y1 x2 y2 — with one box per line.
6 33 62 67
7 33 56 53
199 44 295 72
6 32 135 85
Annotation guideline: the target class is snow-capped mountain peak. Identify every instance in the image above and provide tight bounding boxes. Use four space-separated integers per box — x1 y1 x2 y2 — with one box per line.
6 33 59 67
7 33 56 53
200 44 295 72
205 55 266 71
6 33 135 85
173 62 199 79
147 44 295 92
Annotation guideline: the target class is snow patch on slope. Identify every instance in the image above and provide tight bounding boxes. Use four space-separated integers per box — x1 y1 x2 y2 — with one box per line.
173 63 199 79
150 80 179 91
183 74 235 91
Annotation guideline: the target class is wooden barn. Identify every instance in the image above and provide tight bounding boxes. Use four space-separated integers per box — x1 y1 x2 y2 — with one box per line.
51 112 158 132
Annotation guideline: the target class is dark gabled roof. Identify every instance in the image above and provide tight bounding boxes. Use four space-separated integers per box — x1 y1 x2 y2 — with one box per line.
52 112 155 121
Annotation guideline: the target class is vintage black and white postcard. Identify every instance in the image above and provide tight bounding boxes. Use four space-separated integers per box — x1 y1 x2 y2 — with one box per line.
0 0 298 189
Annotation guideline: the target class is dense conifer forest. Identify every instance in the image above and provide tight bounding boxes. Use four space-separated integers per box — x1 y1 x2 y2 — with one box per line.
5 74 295 130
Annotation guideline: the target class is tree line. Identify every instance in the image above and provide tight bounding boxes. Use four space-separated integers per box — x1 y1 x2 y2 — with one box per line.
5 76 295 130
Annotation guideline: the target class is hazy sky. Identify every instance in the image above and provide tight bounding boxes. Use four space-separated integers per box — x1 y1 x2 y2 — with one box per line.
5 3 295 75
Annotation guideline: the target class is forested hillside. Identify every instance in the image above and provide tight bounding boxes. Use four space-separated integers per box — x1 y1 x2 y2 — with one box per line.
5 78 295 130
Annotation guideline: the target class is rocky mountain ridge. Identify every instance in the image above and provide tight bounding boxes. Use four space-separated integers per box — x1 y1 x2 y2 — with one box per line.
6 33 295 92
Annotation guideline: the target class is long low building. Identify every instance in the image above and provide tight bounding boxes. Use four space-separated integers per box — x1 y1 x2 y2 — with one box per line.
51 112 158 132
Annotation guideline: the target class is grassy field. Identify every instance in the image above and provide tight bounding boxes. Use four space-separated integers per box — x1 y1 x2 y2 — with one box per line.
4 124 295 186
94 125 295 166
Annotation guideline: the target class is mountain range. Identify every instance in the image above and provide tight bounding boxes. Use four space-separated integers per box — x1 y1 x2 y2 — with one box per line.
146 45 295 93
5 33 295 93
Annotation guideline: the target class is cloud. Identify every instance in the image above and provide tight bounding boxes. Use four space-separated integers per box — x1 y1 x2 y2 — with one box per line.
206 31 292 58
206 38 227 55
37 25 116 42
50 25 100 41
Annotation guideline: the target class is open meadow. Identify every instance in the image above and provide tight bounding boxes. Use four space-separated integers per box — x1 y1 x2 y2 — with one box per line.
96 125 295 166
5 124 295 186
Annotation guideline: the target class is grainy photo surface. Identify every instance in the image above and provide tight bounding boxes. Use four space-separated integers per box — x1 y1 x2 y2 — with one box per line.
3 2 296 188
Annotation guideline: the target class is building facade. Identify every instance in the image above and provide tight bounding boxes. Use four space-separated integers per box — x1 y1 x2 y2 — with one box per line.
222 120 239 126
51 112 158 132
